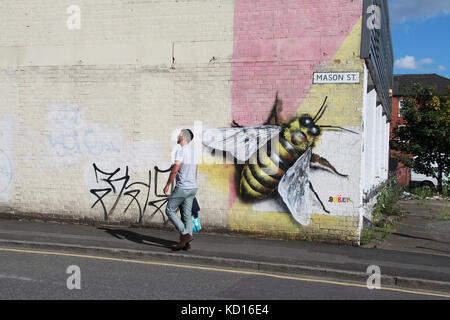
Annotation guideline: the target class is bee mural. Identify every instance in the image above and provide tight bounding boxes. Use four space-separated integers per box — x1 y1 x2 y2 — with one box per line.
202 94 358 226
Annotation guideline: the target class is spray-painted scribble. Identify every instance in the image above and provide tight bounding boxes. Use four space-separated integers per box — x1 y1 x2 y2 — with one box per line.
203 95 358 226
90 164 132 221
0 119 14 202
46 104 121 164
90 164 173 224
46 104 164 173
146 166 173 225
0 149 13 194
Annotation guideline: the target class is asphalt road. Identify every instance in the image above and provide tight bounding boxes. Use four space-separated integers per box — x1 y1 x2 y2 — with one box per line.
0 247 448 301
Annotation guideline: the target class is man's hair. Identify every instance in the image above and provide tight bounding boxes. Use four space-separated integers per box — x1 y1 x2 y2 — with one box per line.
181 129 194 143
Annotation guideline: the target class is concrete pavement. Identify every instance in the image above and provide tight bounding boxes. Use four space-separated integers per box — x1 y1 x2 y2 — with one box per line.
0 215 449 294
369 199 450 256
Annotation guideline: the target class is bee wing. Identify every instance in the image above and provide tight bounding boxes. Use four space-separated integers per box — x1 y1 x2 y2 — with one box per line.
277 147 312 226
202 125 281 162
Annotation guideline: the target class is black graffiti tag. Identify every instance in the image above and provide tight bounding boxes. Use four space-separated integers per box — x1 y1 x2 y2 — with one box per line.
90 164 172 224
90 164 130 221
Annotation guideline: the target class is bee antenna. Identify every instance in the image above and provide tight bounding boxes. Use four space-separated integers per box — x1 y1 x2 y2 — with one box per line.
319 125 358 134
315 104 327 122
313 96 328 122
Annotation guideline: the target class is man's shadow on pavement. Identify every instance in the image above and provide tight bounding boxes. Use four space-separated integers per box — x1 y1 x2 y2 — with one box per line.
98 227 177 249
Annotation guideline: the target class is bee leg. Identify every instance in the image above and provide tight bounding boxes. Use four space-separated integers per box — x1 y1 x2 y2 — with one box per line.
309 182 330 214
311 154 348 178
265 92 284 125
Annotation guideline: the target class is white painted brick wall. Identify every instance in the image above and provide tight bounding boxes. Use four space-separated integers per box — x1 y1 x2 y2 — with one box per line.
0 0 234 228
0 0 385 245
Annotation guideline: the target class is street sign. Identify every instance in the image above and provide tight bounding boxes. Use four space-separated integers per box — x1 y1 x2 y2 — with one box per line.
313 72 360 84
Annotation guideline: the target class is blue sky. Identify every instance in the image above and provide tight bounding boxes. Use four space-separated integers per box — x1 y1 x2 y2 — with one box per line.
388 0 450 78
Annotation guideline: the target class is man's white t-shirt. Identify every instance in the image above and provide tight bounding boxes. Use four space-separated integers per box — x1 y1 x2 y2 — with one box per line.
174 144 198 189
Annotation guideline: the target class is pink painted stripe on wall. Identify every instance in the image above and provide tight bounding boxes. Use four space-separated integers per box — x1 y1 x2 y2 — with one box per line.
231 0 362 125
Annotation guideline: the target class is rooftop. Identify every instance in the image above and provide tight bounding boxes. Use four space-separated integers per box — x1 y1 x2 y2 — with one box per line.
393 74 450 97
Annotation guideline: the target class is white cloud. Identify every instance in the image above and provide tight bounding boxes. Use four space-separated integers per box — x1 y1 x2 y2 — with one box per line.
395 56 417 70
420 58 434 65
394 56 435 70
389 0 450 25
438 65 446 71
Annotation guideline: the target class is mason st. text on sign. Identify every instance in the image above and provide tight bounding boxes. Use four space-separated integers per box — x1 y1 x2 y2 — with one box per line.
313 72 360 84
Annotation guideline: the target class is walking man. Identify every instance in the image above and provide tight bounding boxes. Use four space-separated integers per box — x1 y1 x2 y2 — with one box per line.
164 129 198 251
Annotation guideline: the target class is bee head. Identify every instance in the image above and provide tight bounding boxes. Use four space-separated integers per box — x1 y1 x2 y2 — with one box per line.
299 115 321 137
281 97 357 152
284 115 321 150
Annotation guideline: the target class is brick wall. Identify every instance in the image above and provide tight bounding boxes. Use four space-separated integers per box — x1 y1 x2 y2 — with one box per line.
0 0 385 245
390 96 410 186
0 0 235 227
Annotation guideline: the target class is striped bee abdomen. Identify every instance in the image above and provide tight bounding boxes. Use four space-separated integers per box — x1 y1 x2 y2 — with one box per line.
240 135 298 200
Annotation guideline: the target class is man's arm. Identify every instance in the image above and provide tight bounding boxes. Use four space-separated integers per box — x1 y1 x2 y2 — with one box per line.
164 161 182 195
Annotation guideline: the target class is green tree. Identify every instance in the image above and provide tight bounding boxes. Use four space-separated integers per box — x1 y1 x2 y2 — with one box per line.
390 85 449 194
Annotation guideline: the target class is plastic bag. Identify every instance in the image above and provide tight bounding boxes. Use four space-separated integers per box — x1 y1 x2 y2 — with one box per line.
192 216 201 233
